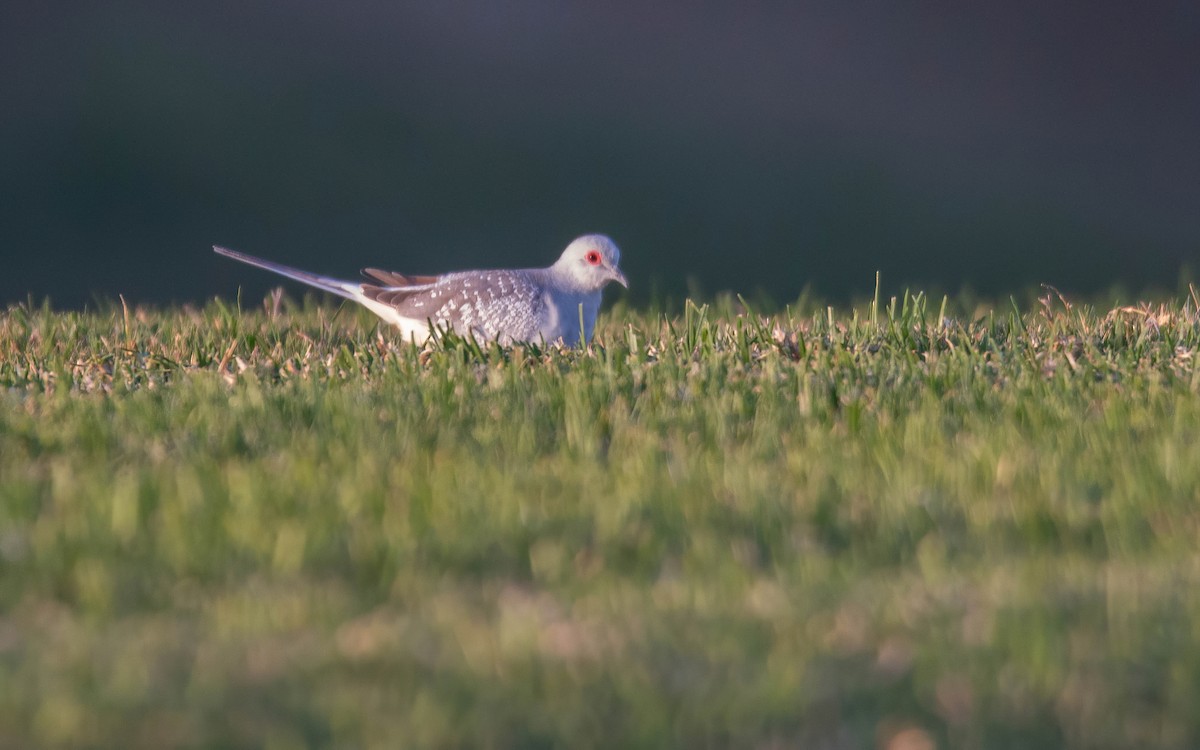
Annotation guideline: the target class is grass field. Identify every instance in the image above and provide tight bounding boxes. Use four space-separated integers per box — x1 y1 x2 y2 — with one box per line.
3 287 1200 749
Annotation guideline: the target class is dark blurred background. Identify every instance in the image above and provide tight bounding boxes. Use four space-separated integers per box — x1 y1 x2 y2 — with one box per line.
2 2 1197 308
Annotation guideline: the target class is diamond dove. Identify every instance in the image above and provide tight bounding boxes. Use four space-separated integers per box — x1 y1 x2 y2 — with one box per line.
213 235 627 345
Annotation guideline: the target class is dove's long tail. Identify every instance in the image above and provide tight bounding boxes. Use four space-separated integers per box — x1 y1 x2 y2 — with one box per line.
213 246 359 300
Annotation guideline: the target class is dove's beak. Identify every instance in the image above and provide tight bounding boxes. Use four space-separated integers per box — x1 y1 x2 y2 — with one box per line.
609 267 629 288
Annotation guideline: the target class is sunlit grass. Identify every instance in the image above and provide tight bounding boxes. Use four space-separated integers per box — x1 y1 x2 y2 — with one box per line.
3 287 1200 748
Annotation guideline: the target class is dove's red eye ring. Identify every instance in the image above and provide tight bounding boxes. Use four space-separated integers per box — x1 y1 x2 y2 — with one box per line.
585 250 602 265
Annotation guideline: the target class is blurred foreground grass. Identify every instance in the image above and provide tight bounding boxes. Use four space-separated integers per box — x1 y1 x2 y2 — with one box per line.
3 289 1200 749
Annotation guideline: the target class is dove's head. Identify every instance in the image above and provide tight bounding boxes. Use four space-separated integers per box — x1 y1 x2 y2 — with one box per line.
553 234 628 292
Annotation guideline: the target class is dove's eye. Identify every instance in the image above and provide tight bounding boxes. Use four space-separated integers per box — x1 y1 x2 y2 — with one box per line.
585 250 602 265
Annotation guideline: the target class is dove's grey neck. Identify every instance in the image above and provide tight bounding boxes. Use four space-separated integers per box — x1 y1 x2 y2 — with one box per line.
544 263 596 293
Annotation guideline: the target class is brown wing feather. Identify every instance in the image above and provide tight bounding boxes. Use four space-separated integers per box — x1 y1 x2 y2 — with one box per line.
361 285 428 308
360 268 439 286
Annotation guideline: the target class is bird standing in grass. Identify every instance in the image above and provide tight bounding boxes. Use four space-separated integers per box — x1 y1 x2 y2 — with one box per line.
214 235 627 345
